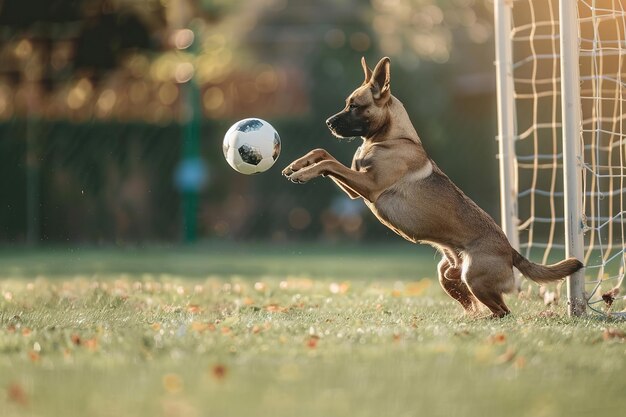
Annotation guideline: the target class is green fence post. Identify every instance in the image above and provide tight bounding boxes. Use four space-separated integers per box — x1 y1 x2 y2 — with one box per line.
26 117 40 245
181 29 201 243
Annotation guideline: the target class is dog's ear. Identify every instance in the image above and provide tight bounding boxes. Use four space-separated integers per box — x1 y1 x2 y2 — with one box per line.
370 57 391 102
361 56 372 85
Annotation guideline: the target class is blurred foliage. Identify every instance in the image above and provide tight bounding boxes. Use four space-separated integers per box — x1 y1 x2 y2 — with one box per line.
0 0 500 243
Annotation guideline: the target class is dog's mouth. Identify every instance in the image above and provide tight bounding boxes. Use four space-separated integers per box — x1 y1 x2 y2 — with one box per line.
328 125 365 139
326 116 368 139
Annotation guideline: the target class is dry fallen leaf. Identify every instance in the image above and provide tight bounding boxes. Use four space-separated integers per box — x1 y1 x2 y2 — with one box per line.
266 304 287 313
70 334 81 346
28 351 40 363
307 336 319 349
162 373 184 394
186 304 202 314
602 328 626 341
7 383 28 406
212 364 227 380
488 333 507 345
84 338 98 352
602 287 620 308
404 280 432 297
190 322 211 333
329 282 350 295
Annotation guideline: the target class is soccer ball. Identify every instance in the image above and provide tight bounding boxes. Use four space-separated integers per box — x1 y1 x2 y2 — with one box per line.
222 118 281 175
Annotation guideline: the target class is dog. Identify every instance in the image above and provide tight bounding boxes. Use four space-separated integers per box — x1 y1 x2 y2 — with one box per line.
282 57 583 318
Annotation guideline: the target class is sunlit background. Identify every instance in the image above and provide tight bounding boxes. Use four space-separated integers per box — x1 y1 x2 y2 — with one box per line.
0 0 500 244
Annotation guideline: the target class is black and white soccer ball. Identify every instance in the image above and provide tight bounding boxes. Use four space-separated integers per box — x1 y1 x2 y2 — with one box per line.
222 118 281 175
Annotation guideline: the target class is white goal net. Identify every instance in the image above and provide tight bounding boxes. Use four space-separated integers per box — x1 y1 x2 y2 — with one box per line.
496 0 626 316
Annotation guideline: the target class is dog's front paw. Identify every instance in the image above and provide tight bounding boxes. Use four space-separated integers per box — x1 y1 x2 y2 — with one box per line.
284 166 319 184
284 171 307 184
282 165 296 177
282 158 310 177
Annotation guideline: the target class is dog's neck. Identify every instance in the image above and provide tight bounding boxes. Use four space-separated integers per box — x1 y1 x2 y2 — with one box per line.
364 96 422 145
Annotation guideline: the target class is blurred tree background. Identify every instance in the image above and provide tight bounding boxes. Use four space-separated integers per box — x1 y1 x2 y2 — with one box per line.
0 0 498 244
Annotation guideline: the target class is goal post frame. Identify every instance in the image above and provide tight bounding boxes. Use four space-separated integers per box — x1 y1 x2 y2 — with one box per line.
494 0 587 315
494 0 521 289
558 0 586 316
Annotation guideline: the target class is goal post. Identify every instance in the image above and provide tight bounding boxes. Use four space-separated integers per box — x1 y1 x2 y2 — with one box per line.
495 0 626 317
558 0 586 316
495 0 522 289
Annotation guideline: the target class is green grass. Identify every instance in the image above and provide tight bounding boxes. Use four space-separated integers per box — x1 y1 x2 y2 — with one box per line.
0 244 625 417
0 242 436 280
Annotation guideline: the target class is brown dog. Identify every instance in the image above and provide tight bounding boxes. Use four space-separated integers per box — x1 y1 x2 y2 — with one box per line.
282 57 583 317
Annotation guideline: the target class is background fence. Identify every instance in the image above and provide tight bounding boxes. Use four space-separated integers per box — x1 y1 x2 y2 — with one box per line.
0 118 383 243
0 0 503 245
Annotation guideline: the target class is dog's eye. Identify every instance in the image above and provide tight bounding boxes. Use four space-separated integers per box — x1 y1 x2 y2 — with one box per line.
348 103 359 110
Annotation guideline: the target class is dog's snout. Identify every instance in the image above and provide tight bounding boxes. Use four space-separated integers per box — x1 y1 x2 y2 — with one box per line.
326 114 343 130
325 111 368 138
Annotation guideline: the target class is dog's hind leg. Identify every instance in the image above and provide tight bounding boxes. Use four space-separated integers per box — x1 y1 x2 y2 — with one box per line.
462 255 513 318
437 257 478 314
469 286 510 319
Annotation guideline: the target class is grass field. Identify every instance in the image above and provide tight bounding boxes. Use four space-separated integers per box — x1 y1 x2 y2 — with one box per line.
1 243 626 417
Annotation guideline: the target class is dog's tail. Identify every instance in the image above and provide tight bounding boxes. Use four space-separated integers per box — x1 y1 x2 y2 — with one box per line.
512 250 584 284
